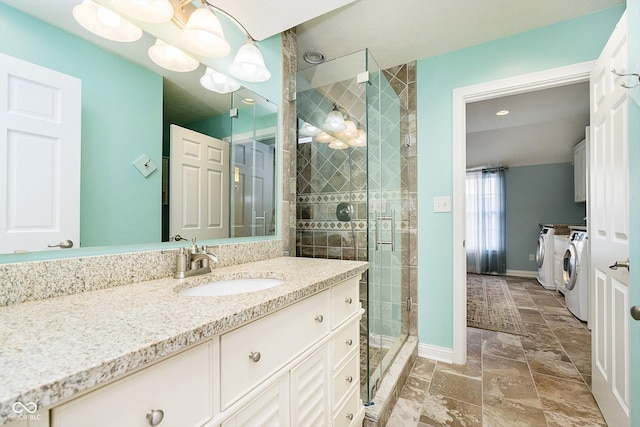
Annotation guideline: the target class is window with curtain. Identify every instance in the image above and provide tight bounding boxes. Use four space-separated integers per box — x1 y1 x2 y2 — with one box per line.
466 168 506 274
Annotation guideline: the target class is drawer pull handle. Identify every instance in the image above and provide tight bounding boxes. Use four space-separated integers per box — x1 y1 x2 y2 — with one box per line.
345 338 353 346
146 409 164 426
346 375 353 383
345 297 353 304
346 413 354 421
249 351 261 363
315 315 324 323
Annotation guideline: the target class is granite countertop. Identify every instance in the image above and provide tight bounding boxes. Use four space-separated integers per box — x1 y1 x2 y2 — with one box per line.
0 257 368 424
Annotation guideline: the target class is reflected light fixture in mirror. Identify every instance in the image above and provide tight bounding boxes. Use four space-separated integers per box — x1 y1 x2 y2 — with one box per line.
72 0 142 42
315 132 334 143
323 105 346 132
329 139 349 150
348 129 367 147
111 0 174 23
228 40 271 82
299 122 322 137
181 7 230 57
200 67 241 93
148 38 199 72
338 119 358 139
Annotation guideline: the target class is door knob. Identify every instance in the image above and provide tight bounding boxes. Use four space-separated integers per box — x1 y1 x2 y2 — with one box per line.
609 259 630 271
631 306 640 321
48 239 73 249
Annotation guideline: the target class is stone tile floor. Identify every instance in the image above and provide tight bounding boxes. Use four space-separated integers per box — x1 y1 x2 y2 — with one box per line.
387 276 606 426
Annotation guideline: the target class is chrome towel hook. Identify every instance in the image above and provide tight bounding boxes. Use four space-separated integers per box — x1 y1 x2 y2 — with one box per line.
611 69 640 89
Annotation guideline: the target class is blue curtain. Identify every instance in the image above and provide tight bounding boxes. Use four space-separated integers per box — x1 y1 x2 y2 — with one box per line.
466 168 506 274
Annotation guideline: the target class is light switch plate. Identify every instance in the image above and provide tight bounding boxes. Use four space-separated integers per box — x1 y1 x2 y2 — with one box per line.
434 196 451 213
132 155 157 178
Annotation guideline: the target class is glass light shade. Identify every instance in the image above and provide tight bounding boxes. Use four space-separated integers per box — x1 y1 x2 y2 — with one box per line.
314 132 333 143
200 67 241 93
348 129 367 147
73 0 142 42
323 108 346 132
148 39 199 72
180 8 230 58
329 139 349 150
338 119 358 139
229 41 271 82
299 122 322 137
111 0 173 23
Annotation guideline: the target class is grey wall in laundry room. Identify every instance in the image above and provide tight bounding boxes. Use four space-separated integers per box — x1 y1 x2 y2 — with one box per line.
505 162 587 272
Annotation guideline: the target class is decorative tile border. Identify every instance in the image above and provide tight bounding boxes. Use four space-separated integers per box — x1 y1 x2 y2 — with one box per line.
0 240 283 307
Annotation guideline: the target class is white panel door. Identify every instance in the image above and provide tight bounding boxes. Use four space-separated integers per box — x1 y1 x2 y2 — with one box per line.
170 125 229 240
0 53 81 253
589 12 630 427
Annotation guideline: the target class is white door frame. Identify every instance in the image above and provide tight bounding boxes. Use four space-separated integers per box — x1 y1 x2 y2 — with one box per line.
451 61 595 364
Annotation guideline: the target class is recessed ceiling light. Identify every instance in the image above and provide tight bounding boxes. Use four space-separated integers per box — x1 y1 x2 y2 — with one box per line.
242 98 256 105
496 110 510 116
303 49 325 64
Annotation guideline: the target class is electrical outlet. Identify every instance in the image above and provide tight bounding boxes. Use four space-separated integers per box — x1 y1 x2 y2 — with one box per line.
529 254 535 261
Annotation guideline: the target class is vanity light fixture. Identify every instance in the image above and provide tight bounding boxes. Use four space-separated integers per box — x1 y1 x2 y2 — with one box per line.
329 139 349 150
111 0 174 23
348 129 367 147
148 39 199 72
299 122 322 137
323 105 347 132
315 132 334 143
339 119 358 139
496 110 510 116
200 67 241 93
228 40 271 82
72 0 142 42
180 7 231 58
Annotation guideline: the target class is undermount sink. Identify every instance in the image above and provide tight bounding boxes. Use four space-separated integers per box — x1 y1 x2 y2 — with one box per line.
179 277 286 297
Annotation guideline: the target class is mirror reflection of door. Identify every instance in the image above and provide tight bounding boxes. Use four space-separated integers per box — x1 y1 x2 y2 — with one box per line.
169 125 230 241
0 53 81 253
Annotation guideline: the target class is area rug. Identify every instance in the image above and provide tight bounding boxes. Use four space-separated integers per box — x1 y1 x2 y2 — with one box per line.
467 274 527 336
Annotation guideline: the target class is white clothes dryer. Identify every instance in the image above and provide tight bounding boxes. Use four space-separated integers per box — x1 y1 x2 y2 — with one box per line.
536 226 555 290
562 229 589 322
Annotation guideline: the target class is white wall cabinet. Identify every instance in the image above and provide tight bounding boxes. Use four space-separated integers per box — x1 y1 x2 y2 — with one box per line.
574 139 587 202
43 276 365 427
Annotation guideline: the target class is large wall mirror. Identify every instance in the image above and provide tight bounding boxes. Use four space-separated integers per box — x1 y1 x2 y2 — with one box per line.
0 1 280 259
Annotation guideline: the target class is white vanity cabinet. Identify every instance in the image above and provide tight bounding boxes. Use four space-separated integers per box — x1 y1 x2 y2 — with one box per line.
553 235 569 292
51 340 216 427
42 275 364 427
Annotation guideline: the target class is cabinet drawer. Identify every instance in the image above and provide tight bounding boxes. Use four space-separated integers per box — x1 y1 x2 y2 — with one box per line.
332 387 362 427
220 290 330 409
332 352 359 410
332 317 359 369
331 276 360 329
52 341 214 427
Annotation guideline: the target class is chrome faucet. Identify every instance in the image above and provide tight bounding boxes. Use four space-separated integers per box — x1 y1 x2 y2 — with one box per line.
172 238 218 279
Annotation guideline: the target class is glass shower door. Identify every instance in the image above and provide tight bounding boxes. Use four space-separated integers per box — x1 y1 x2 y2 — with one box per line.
365 50 405 400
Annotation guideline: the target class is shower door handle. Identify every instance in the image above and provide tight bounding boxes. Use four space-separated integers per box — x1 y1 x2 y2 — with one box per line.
376 209 396 252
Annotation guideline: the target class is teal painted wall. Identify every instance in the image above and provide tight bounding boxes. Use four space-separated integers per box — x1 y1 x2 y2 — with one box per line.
505 163 586 271
416 6 624 348
0 3 162 247
627 0 640 425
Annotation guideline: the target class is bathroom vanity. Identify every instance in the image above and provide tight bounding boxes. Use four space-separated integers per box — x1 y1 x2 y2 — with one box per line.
0 257 368 427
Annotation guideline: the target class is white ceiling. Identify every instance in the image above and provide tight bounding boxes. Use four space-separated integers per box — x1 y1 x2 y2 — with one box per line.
466 82 590 168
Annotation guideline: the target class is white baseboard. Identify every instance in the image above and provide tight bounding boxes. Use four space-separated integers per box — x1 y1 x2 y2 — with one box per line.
417 343 453 364
506 269 538 278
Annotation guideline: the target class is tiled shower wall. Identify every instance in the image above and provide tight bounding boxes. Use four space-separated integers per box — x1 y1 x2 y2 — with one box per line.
294 61 418 336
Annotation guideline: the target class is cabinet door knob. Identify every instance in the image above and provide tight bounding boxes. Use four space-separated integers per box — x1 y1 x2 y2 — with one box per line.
249 351 261 363
346 413 354 421
345 338 353 346
345 375 353 383
146 409 164 426
345 297 353 304
315 315 324 323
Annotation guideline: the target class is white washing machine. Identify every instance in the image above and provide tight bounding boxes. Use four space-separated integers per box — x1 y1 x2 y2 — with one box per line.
562 229 589 322
536 225 555 290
